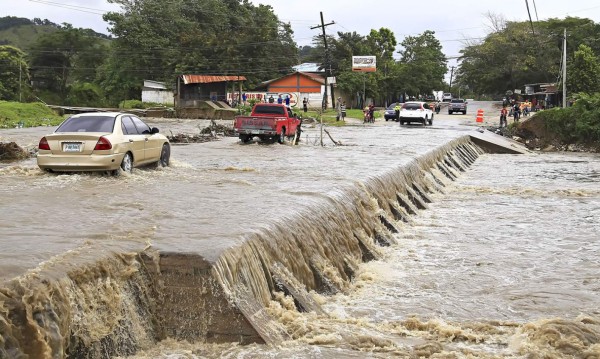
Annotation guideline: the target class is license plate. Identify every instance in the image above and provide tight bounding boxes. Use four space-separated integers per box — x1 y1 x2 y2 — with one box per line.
63 143 81 152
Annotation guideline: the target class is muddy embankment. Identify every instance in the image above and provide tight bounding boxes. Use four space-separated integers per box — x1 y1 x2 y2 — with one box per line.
1 136 498 358
491 114 600 152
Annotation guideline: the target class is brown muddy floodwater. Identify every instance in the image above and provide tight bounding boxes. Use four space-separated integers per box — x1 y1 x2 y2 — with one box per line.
1 103 599 358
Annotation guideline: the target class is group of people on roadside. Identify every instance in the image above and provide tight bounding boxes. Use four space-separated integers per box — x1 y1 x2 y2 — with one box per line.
266 95 310 114
499 100 534 127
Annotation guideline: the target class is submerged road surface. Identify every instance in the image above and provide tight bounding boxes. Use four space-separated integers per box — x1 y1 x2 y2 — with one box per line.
0 102 489 282
2 101 599 357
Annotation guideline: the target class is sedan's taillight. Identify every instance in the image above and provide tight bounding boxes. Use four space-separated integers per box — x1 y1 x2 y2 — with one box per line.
94 136 112 151
38 137 50 150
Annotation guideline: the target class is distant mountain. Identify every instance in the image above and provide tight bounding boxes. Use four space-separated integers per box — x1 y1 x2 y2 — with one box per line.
0 16 110 50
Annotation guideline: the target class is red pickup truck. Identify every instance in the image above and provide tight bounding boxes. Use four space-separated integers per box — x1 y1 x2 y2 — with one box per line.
234 104 301 144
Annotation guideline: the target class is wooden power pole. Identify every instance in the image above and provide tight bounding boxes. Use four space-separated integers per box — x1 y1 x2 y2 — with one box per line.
448 66 455 93
562 28 567 108
311 12 335 110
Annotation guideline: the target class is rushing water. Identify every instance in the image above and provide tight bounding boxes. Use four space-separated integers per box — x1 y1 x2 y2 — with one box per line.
1 103 599 358
108 151 600 358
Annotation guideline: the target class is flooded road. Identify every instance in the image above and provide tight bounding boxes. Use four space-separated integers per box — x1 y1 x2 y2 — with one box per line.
1 102 599 358
0 106 478 282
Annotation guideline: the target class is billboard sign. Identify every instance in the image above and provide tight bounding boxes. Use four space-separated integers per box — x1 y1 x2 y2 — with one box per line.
352 56 376 72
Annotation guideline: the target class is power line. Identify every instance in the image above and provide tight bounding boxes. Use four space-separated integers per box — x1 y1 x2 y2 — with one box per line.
525 0 536 36
28 0 106 15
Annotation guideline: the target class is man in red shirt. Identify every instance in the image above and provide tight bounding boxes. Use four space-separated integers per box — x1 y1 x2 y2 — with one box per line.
500 107 508 128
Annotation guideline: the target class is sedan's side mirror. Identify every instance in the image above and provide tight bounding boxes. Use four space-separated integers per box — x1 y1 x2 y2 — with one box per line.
151 127 160 134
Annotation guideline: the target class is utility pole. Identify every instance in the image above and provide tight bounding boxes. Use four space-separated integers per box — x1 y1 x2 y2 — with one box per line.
448 66 455 93
19 62 22 102
311 12 334 111
562 28 567 108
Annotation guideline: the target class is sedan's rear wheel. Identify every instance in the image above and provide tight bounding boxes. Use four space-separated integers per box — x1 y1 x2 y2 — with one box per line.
113 152 133 176
159 143 170 167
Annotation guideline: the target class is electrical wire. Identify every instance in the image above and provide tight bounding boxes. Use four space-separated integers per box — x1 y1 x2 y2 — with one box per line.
525 0 535 35
532 0 539 21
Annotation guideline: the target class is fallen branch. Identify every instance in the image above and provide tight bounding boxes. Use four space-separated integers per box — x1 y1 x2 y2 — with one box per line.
323 129 342 146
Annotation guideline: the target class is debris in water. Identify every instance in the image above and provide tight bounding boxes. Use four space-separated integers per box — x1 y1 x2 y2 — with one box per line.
199 120 236 137
0 142 29 161
167 132 219 143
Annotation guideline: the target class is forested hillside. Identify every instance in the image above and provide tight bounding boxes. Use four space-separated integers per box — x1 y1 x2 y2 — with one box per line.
0 16 110 49
0 16 58 49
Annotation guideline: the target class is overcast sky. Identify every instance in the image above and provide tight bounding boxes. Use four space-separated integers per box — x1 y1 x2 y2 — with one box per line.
4 0 600 72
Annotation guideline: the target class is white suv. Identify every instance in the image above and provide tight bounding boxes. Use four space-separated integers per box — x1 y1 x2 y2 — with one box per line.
399 102 433 126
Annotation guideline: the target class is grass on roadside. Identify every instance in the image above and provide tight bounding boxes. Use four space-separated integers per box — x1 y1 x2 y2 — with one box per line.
0 101 65 129
297 108 381 126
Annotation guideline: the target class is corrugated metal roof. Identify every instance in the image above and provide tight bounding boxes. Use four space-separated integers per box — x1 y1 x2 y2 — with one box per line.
256 72 325 89
181 75 247 84
293 63 324 72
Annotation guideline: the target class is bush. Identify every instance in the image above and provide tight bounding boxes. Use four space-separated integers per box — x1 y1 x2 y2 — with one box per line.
534 93 600 144
65 82 107 107
119 99 168 109
119 99 145 109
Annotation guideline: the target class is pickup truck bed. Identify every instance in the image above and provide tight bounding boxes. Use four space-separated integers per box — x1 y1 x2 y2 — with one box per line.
234 104 301 144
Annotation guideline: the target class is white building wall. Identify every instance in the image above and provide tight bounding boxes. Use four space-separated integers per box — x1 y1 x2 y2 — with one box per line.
142 90 174 105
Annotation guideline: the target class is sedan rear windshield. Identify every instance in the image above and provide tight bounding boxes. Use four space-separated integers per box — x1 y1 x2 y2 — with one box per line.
451 99 465 103
56 116 116 133
253 105 285 115
402 103 422 110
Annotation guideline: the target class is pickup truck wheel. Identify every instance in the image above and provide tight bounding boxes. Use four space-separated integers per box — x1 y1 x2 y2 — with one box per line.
278 129 286 144
240 135 251 143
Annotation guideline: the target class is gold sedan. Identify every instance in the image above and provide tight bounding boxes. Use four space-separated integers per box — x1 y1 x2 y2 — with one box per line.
37 112 170 175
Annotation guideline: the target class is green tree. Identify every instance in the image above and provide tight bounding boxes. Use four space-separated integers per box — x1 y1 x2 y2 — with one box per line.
567 44 600 94
365 28 397 104
102 0 297 103
397 30 446 97
330 32 371 106
456 16 600 97
0 45 29 101
28 24 108 102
